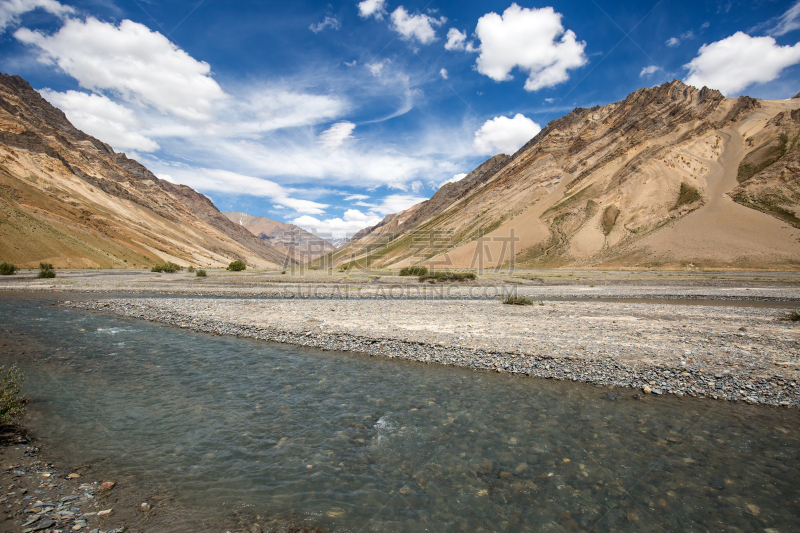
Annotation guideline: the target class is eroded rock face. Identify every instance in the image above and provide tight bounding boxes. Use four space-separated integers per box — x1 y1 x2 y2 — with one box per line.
336 80 800 270
0 73 291 268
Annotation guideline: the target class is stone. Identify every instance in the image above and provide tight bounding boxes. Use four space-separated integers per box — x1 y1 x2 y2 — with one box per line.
643 386 652 394
99 481 115 491
67 473 80 479
97 508 114 518
140 502 151 512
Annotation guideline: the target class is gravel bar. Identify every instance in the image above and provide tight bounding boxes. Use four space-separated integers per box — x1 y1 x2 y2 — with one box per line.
67 297 800 407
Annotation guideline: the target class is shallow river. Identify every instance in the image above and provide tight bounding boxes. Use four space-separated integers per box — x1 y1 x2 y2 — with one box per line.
1 294 799 532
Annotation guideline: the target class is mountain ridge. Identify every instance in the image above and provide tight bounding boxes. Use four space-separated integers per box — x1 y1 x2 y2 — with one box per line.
0 72 291 268
328 80 800 271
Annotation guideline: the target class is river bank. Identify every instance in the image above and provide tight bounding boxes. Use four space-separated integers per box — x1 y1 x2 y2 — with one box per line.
69 296 800 407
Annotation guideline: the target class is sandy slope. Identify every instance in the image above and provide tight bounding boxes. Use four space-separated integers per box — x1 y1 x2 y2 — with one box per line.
633 127 800 268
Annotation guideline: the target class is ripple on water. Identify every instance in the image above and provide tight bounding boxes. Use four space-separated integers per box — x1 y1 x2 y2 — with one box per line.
0 295 799 533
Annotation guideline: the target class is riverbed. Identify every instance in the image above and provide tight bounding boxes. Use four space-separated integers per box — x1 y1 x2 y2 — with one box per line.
1 294 799 532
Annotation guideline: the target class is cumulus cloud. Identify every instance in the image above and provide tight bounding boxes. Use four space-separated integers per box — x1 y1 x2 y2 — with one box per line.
439 172 467 187
309 16 340 33
473 113 541 155
292 209 382 239
640 65 662 77
470 4 586 91
684 32 800 95
439 68 448 80
39 89 159 152
15 17 227 121
445 28 467 51
0 0 73 33
358 0 386 20
319 121 356 150
390 7 446 45
768 1 800 36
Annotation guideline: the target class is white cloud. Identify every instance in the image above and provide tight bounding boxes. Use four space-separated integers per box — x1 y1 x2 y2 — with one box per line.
367 60 388 76
640 65 662 77
167 168 328 215
0 0 73 33
358 0 387 20
292 210 382 239
768 1 800 36
684 32 800 95
544 97 556 104
390 7 446 45
15 17 227 121
439 172 467 187
471 4 587 92
410 180 423 193
319 121 356 150
445 28 467 51
39 89 159 152
310 16 341 33
344 194 370 201
439 68 448 80
665 37 681 47
240 88 348 132
272 205 286 210
473 113 541 155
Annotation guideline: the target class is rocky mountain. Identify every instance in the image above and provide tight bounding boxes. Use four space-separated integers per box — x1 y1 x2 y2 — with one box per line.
0 73 291 269
222 211 336 263
330 81 800 271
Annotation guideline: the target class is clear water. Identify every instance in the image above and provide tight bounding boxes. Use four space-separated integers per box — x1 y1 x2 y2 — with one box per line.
1 294 799 532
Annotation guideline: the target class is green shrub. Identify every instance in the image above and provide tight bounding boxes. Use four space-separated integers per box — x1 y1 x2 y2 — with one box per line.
227 260 247 271
0 262 18 275
399 266 428 277
196 269 207 277
0 365 25 426
37 263 56 279
503 295 534 306
187 266 195 273
151 262 182 273
420 271 477 282
788 311 800 322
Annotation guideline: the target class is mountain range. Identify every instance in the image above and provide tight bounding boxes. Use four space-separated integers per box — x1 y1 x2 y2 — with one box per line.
222 211 337 263
0 73 289 269
328 81 800 271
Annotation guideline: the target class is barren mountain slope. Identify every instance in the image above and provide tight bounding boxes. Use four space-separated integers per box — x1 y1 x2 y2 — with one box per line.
0 73 290 269
333 81 800 270
223 211 336 263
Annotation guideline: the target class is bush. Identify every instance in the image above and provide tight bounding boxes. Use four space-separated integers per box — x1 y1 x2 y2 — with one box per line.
196 269 207 277
187 266 195 273
0 262 18 275
787 311 800 322
420 271 477 282
0 365 25 426
399 266 428 277
37 263 56 279
227 260 247 271
503 295 534 306
151 262 183 273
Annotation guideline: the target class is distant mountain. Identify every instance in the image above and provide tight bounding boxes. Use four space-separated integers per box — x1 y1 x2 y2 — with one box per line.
331 81 800 270
0 73 292 269
223 211 337 263
326 237 350 249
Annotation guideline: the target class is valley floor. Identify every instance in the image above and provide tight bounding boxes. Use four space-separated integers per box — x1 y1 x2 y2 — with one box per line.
24 268 799 408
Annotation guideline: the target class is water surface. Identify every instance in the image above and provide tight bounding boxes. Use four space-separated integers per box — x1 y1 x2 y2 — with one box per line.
1 294 798 532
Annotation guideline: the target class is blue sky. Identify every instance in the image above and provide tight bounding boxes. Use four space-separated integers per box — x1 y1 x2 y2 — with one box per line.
1 0 799 238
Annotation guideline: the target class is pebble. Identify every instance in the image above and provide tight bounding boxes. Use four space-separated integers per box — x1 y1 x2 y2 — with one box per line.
67 297 800 407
